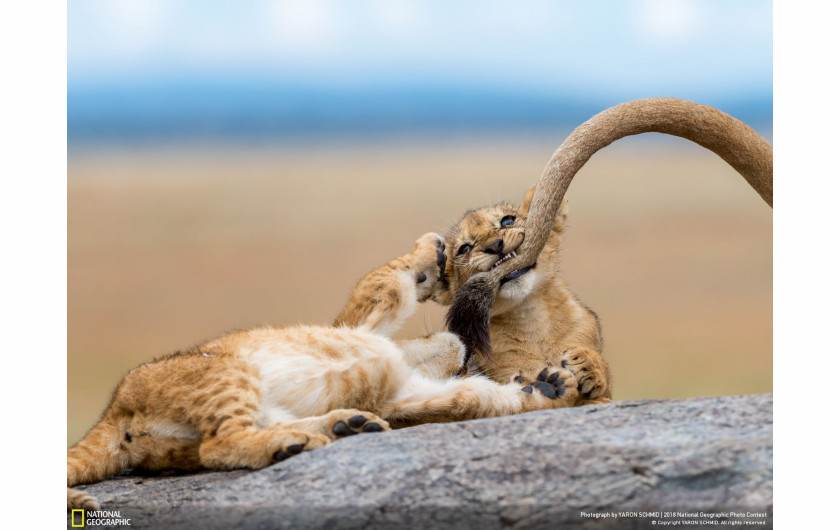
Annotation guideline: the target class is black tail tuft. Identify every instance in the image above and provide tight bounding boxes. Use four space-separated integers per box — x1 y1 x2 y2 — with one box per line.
445 273 498 370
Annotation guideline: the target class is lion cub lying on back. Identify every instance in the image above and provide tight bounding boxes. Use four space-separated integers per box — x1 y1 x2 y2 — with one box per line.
438 187 612 405
68 233 576 510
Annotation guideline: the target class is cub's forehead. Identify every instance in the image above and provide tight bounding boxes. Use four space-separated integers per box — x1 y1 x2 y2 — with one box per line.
447 202 517 240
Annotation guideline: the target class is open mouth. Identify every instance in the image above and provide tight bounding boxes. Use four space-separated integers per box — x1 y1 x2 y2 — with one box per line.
500 263 536 284
492 251 536 284
492 251 518 269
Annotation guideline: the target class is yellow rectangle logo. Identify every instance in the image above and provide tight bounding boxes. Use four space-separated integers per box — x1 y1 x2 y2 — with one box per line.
71 509 85 527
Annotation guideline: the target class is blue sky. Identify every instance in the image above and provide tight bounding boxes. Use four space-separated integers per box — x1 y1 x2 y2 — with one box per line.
68 1 772 140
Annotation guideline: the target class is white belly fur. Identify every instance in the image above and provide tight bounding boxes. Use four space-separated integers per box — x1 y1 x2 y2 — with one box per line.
238 325 408 425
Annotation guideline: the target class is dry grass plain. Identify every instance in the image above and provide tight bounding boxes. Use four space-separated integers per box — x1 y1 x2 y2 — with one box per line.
68 135 771 445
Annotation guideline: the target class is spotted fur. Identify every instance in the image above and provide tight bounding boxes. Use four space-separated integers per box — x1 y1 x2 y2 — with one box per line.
68 232 576 510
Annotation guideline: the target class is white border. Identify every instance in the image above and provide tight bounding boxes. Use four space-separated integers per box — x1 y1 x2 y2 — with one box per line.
0 2 67 526
774 0 839 527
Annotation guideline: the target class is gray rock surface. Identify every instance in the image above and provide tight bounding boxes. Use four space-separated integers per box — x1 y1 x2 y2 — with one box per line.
69 394 772 529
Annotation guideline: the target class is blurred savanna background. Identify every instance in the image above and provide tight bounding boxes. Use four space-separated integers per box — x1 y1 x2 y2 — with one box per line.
68 0 772 445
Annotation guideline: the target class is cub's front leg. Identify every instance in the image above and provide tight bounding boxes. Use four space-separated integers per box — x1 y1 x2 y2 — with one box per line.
560 347 612 405
410 232 449 302
490 345 610 407
382 367 578 428
334 232 448 336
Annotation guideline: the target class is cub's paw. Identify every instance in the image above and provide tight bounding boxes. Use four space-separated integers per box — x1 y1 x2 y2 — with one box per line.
424 331 468 378
329 410 390 439
68 488 101 511
411 232 448 302
518 365 578 408
561 348 610 401
518 365 577 399
272 432 330 462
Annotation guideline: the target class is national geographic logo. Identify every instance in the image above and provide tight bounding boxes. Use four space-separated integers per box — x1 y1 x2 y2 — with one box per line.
70 510 132 527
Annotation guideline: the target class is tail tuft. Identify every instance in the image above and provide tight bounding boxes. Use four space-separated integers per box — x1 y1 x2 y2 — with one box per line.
445 272 497 370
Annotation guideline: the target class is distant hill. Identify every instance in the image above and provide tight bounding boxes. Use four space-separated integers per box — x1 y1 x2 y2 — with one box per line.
68 82 772 145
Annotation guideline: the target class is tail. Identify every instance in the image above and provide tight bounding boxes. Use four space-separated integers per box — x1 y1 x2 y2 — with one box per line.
67 420 127 510
498 97 773 280
448 98 773 363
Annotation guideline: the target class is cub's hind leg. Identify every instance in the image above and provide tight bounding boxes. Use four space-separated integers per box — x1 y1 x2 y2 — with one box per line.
198 425 329 468
189 359 330 469
397 331 466 380
335 233 447 336
67 362 206 510
67 421 126 510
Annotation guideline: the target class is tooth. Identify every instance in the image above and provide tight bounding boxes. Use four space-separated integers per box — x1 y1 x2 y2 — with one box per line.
512 251 517 258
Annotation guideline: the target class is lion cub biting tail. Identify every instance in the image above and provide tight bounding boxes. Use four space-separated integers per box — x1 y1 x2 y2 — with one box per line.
68 233 576 510
439 188 612 406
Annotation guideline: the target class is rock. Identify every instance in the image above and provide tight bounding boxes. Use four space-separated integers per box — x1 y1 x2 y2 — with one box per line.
69 394 772 529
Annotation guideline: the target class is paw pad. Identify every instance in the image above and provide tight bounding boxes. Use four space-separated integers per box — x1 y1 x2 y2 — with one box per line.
348 415 368 428
286 443 305 455
273 440 310 462
332 421 354 437
521 366 567 399
332 415 388 438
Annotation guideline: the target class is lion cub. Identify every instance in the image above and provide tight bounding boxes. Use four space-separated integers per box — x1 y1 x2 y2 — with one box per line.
437 188 612 406
68 233 576 510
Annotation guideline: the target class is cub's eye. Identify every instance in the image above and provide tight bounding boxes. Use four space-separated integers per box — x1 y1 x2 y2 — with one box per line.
500 215 516 228
456 244 472 256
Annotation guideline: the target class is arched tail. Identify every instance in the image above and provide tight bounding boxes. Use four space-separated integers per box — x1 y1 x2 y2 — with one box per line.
448 98 773 363
500 97 772 281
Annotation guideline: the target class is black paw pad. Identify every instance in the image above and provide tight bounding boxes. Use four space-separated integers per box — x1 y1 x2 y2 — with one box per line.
561 360 568 368
332 421 355 437
362 423 384 433
272 450 289 462
547 372 560 384
286 443 305 455
521 385 533 394
348 415 368 428
417 272 427 283
537 368 549 381
532 380 558 398
436 250 449 289
529 379 566 399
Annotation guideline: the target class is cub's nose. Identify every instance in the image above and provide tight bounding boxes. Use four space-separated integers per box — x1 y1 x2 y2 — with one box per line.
483 239 505 255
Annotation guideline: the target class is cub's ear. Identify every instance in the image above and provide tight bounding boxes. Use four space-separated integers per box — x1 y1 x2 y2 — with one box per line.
520 185 537 215
519 185 568 231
